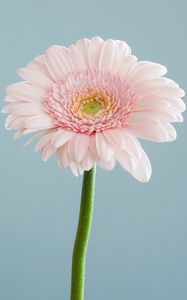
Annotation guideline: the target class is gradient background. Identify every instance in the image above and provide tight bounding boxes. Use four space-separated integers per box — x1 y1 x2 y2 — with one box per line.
0 0 187 299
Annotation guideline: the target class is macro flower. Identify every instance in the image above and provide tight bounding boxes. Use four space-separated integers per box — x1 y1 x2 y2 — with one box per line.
2 37 185 182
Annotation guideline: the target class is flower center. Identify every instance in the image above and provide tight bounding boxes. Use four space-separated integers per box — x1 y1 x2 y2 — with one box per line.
81 98 103 115
43 70 136 134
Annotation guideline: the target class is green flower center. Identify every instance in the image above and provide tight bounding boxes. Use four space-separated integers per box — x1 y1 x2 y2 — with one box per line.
82 99 103 115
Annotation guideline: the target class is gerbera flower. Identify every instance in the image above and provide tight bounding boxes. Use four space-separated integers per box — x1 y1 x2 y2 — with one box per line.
2 37 185 182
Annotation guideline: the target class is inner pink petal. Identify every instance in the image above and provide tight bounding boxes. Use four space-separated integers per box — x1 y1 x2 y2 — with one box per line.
43 69 136 134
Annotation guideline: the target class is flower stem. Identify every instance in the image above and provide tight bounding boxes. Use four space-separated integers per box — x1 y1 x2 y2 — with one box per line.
70 166 96 300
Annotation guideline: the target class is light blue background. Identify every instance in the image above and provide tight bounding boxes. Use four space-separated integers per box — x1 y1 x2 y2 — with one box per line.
0 0 186 299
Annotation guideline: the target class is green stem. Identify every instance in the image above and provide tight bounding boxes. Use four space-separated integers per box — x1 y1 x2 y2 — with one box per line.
70 166 96 300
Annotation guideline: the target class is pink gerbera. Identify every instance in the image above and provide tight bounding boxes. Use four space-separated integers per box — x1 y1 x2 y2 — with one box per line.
2 37 185 182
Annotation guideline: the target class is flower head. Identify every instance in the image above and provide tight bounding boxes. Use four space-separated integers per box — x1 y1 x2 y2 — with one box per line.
3 37 185 182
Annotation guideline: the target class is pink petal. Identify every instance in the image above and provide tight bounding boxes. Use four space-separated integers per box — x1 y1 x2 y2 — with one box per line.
22 131 48 147
24 115 54 129
134 77 170 92
113 40 131 58
17 67 53 89
135 97 170 110
70 162 79 176
4 103 43 116
1 104 14 113
116 151 138 173
126 110 179 124
68 44 88 71
99 39 118 72
68 133 90 163
23 128 46 134
103 129 142 158
116 145 152 182
44 46 73 81
116 55 137 78
80 151 95 171
167 98 186 113
56 143 70 168
77 165 84 175
131 150 152 183
95 132 114 161
6 82 45 102
27 59 51 79
13 129 24 140
103 129 129 149
98 156 116 171
75 38 90 68
125 122 177 142
89 134 100 161
128 61 167 83
35 131 55 152
5 114 14 129
51 129 75 148
41 144 55 161
88 36 104 69
5 115 27 129
138 85 185 99
135 96 186 114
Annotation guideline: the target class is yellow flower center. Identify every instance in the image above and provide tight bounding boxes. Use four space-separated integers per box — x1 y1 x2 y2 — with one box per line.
82 98 103 115
70 90 117 121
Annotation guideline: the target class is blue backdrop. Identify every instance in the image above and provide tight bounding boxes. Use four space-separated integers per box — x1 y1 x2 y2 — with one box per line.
0 0 186 299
